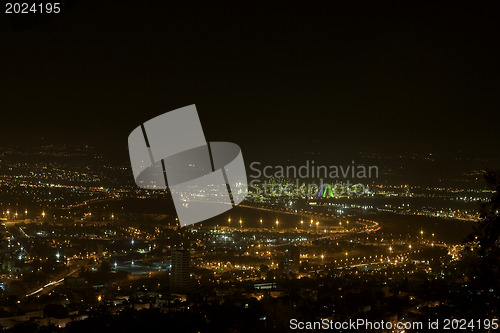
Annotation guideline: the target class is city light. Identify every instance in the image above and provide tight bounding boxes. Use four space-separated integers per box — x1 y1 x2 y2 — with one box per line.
0 5 495 331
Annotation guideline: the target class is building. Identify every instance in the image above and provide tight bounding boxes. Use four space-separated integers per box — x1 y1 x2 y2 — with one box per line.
170 250 193 293
284 245 300 275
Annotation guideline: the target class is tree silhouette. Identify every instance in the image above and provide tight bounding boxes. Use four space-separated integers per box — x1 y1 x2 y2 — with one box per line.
468 170 500 256
462 170 500 297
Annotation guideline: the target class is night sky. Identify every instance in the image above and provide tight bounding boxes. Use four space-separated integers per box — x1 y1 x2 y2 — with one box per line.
1 1 499 156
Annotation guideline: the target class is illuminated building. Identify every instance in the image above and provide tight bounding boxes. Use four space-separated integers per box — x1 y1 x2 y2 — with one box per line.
170 250 193 293
284 245 300 275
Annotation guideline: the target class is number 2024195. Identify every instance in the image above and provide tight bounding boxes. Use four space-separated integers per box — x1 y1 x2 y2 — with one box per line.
5 3 61 14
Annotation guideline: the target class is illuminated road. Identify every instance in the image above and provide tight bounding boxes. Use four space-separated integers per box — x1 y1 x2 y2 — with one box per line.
25 269 79 297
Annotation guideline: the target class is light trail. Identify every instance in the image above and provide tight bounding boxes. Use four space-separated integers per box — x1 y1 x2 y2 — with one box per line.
26 277 64 297
25 269 78 297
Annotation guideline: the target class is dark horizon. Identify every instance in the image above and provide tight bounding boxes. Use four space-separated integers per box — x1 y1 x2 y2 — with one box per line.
1 1 500 156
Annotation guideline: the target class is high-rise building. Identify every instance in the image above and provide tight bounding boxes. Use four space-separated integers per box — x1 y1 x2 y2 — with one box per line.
284 245 300 275
170 250 192 293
